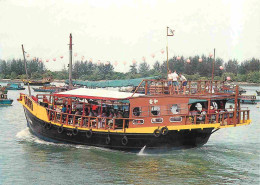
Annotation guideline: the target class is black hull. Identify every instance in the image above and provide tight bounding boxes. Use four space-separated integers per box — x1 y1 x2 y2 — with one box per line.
24 107 213 151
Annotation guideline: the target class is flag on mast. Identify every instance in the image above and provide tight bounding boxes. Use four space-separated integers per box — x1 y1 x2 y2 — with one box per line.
167 27 175 36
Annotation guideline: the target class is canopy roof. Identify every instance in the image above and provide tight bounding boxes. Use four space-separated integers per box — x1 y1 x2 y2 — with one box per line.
65 76 159 88
54 88 144 100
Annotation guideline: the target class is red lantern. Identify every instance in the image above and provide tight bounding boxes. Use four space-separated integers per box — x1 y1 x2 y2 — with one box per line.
74 53 77 57
209 53 213 58
219 66 224 70
199 58 203 62
132 59 136 64
151 53 155 58
60 56 63 59
161 49 165 54
53 58 56 61
226 76 231 81
46 59 49 62
39 59 42 62
186 59 190 63
177 56 181 60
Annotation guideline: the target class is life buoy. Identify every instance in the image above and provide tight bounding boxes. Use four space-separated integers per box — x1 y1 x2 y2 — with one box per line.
45 122 52 129
153 129 161 137
86 129 92 138
58 125 63 134
106 136 111 145
161 127 168 135
72 127 78 135
121 136 128 146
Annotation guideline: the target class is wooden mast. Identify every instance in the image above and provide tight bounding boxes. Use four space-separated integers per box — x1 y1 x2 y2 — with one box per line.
69 33 73 89
21 44 31 96
211 48 216 94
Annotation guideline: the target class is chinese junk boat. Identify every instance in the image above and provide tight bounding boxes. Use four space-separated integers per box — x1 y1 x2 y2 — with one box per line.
18 80 251 151
23 77 53 86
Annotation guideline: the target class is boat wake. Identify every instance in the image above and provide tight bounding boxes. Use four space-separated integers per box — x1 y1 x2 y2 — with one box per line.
15 128 91 150
137 145 147 156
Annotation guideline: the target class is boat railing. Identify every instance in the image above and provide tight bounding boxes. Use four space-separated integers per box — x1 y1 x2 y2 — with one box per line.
133 79 232 96
47 109 133 132
46 108 250 131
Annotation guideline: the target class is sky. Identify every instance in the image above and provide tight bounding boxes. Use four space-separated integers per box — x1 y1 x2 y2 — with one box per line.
0 0 259 72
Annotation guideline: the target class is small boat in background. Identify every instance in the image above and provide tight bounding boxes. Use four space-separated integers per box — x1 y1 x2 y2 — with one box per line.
256 90 260 96
23 77 53 86
0 90 13 105
32 85 69 93
229 95 260 104
5 83 25 90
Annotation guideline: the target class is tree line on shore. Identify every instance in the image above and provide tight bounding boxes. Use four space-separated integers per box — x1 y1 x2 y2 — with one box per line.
0 56 259 83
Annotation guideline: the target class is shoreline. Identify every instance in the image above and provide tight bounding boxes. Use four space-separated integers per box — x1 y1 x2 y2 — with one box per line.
0 79 259 86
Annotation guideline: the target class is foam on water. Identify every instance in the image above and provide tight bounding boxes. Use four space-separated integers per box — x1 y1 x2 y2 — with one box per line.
137 145 147 156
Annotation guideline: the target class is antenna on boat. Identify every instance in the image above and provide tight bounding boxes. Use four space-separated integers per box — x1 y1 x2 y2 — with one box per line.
68 33 73 89
211 48 216 93
166 27 174 75
21 44 31 96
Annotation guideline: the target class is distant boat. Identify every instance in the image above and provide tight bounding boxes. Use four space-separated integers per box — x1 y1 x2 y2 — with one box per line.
229 95 260 104
23 78 53 86
5 83 25 90
0 91 13 105
32 85 68 93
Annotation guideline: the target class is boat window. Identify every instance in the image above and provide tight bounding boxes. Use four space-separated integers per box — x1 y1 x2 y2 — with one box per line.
170 104 180 114
133 119 144 125
170 117 182 122
151 106 160 116
133 107 141 116
151 118 163 123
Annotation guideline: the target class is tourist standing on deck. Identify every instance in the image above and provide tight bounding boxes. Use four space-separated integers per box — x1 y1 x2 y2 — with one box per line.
179 73 187 95
172 71 179 94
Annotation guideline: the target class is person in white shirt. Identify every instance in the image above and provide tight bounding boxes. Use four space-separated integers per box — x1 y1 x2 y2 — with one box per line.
179 73 187 94
171 71 179 94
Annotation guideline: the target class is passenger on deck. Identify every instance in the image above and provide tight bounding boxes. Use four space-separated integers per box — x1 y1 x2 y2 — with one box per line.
172 71 179 94
179 73 187 95
168 70 173 94
75 109 81 115
61 104 67 113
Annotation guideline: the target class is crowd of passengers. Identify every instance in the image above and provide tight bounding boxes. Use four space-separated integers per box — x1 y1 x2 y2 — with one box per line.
55 103 129 119
189 104 234 122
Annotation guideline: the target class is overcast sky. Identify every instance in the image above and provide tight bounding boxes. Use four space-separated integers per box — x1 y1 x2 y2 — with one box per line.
0 0 259 72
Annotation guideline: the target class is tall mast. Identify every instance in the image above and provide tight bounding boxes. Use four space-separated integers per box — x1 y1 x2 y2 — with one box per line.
166 27 174 76
69 33 73 89
211 48 216 93
21 44 31 96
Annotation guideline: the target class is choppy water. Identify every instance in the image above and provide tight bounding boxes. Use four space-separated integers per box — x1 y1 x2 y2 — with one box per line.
0 84 259 185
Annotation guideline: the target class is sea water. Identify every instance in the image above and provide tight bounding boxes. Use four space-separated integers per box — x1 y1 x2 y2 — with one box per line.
0 83 259 185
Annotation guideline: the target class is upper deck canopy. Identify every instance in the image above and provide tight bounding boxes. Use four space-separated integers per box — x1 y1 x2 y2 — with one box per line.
54 88 144 100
